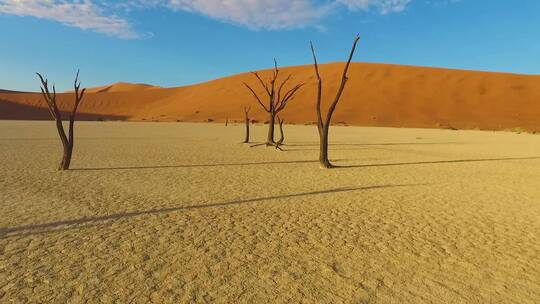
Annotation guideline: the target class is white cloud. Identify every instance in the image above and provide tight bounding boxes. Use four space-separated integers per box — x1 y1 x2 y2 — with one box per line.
337 0 411 14
163 0 334 30
0 0 417 38
161 0 413 29
0 0 142 39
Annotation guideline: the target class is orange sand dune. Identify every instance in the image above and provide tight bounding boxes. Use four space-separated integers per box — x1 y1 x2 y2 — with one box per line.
2 62 540 131
79 82 162 94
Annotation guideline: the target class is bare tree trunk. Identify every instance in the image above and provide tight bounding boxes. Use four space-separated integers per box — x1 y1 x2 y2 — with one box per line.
37 70 85 171
243 106 250 143
59 116 76 170
243 59 304 149
60 144 73 170
275 116 285 150
311 36 360 168
266 113 275 145
244 119 250 143
318 125 332 168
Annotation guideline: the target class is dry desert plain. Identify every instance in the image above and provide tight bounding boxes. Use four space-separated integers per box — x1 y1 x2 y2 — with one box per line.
1 120 539 303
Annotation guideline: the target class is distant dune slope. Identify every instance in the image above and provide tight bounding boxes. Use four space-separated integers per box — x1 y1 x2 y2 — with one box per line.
80 82 162 94
1 62 540 131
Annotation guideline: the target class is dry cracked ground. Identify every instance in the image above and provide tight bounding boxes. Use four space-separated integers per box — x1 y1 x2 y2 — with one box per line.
1 121 539 303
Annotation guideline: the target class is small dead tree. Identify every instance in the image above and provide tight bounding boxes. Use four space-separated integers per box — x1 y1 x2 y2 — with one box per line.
36 70 86 170
243 59 304 146
242 106 251 143
311 35 360 168
275 116 285 150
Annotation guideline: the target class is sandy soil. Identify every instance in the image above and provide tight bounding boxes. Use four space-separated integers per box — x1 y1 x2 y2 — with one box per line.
2 62 540 131
1 121 539 303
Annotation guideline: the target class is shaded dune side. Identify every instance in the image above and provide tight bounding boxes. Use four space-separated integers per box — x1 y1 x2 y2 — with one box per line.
1 62 540 131
0 99 128 121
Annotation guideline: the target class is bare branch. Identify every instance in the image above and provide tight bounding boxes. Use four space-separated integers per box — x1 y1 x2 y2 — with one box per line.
310 41 324 133
325 35 360 127
74 69 80 90
243 82 269 112
272 58 279 79
36 72 59 121
268 59 280 111
276 74 292 106
79 88 86 104
73 70 85 115
252 72 271 96
276 83 304 113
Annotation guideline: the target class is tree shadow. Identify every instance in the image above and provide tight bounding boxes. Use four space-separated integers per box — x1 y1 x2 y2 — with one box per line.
285 142 462 147
70 159 349 171
280 142 463 152
337 156 540 168
1 184 422 238
280 147 375 152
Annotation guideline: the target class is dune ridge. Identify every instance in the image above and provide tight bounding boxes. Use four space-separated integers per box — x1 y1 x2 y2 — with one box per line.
80 82 162 94
1 62 540 131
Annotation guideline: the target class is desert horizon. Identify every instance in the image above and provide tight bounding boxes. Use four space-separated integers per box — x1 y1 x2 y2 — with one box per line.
2 61 540 133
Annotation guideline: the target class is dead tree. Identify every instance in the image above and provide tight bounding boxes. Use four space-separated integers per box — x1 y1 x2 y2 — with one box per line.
36 70 86 170
275 116 285 150
243 59 304 146
243 106 251 143
311 35 360 168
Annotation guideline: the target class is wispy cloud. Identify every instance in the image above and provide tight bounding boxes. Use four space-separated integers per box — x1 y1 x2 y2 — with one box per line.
337 0 411 14
0 0 142 39
0 0 420 38
161 0 415 29
163 0 334 30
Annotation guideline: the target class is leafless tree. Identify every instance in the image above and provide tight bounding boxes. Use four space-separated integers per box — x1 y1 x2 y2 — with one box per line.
36 70 86 170
243 106 251 143
311 35 360 168
275 116 285 150
243 59 304 146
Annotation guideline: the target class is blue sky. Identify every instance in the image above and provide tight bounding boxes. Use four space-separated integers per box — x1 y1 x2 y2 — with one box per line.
1 0 539 92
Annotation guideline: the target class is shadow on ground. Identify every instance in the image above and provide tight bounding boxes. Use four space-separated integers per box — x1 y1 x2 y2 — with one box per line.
70 159 350 171
284 142 463 147
1 184 421 238
70 156 540 171
337 156 540 168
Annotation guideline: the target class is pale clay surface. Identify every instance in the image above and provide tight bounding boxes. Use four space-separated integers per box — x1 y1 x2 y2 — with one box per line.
1 121 539 303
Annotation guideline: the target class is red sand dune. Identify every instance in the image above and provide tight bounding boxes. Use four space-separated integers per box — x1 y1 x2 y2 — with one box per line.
1 62 540 131
78 82 162 94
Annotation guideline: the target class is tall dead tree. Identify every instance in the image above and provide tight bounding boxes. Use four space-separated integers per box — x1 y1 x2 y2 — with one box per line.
275 116 285 150
243 106 251 143
37 70 86 170
311 35 360 168
243 59 304 146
